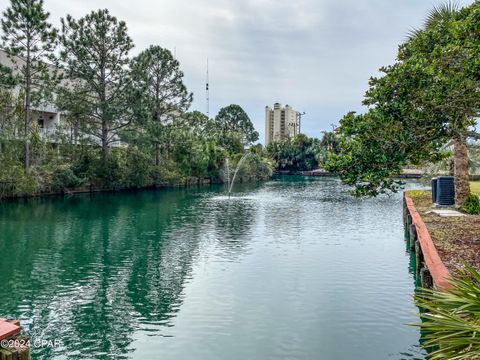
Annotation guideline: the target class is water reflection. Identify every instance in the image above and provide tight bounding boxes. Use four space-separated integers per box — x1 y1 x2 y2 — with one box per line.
0 187 258 359
207 198 257 259
0 179 426 359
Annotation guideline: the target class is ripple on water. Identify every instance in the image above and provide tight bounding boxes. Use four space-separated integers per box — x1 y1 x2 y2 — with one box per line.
0 178 426 359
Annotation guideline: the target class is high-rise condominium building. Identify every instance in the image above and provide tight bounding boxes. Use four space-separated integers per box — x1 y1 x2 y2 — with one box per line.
264 103 300 145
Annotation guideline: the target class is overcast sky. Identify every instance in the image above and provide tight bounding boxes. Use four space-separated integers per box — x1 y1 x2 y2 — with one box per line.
1 0 474 142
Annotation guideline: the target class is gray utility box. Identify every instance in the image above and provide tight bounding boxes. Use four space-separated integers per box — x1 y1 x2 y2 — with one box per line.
431 177 438 203
433 176 455 206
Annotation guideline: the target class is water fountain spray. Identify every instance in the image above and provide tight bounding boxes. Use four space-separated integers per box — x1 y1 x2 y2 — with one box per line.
226 153 251 198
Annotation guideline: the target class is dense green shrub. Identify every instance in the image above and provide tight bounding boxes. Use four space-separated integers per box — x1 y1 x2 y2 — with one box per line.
461 194 480 214
122 147 152 188
266 134 321 172
71 148 99 181
0 155 38 197
95 151 125 189
51 166 86 192
150 158 184 185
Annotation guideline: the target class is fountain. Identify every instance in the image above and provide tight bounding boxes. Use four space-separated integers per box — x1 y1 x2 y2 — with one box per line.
225 153 252 198
225 158 230 196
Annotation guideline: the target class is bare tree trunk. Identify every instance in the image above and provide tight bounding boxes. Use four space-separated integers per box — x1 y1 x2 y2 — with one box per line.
24 90 30 171
453 137 470 207
154 83 161 167
101 120 110 160
155 142 160 166
99 72 110 162
24 47 31 172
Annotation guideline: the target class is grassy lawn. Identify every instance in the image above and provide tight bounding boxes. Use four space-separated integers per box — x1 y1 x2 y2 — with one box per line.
471 181 480 195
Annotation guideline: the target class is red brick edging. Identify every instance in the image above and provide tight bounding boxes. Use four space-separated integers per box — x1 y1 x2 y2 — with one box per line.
404 194 452 290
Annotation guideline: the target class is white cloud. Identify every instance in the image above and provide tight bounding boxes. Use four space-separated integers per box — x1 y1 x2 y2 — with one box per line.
1 0 475 142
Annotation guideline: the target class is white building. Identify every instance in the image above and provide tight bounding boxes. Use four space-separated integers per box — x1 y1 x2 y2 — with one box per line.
265 103 300 145
0 49 125 146
0 49 62 140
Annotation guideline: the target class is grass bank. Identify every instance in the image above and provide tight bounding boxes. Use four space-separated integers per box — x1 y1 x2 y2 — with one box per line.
471 181 480 195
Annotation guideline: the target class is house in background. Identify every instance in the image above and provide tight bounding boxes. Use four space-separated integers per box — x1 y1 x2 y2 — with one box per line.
0 49 62 140
0 49 126 147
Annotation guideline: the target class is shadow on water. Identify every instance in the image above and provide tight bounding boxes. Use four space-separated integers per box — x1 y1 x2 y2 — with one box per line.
0 186 259 359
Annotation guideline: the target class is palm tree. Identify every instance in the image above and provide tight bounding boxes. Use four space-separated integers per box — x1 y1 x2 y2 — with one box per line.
414 264 480 359
408 2 459 39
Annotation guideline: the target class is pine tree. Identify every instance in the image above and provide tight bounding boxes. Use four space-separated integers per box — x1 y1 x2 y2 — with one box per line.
0 64 17 89
1 0 57 171
215 104 259 145
130 46 192 165
57 9 134 160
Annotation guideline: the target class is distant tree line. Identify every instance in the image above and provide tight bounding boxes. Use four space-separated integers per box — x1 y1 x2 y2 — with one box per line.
0 0 268 197
266 132 339 172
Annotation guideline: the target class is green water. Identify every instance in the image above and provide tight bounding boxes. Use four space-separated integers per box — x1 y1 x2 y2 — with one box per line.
0 177 425 359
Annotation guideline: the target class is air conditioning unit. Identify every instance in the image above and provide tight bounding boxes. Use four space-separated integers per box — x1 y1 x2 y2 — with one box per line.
431 177 438 203
435 176 455 206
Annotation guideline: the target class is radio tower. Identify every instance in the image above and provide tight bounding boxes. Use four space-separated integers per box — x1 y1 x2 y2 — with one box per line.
206 58 210 117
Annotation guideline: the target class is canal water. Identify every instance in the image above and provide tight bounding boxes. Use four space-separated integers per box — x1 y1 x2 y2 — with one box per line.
0 177 425 359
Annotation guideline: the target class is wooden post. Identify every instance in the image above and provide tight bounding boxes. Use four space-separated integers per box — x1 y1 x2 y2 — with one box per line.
409 223 417 250
0 342 29 360
420 267 433 288
415 240 422 275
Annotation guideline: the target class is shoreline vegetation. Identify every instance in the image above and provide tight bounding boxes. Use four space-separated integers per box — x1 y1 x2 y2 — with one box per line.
0 0 279 200
318 1 480 357
406 188 480 360
2 0 480 358
0 1 341 201
0 175 266 201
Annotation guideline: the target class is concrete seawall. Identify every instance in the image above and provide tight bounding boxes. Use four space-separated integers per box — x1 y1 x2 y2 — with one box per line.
403 193 451 290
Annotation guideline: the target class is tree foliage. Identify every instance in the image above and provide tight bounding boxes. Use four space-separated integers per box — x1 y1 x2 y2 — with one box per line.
215 104 259 145
326 2 480 201
266 134 321 172
57 9 134 155
0 89 23 140
130 45 192 165
1 0 57 170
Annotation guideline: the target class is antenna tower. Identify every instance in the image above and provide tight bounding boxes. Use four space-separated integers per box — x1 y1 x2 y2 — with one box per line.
206 58 210 117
